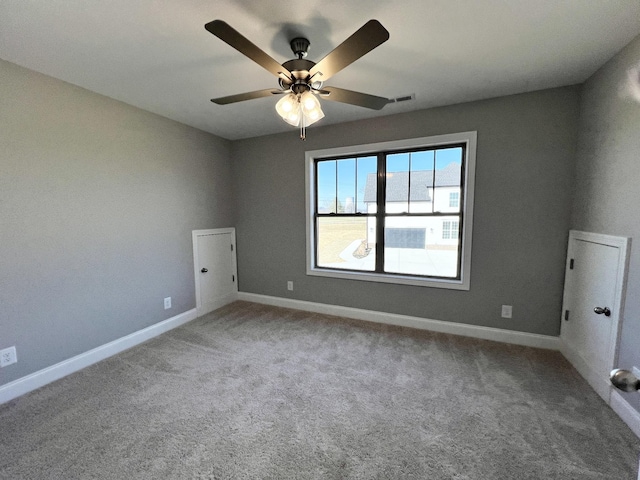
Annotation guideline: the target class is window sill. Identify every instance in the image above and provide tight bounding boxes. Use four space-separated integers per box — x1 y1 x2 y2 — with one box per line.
307 266 470 290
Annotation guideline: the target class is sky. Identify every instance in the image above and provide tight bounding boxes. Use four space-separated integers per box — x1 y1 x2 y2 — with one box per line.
317 147 463 212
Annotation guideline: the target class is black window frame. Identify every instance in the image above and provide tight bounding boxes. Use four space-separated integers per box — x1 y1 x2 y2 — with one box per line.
313 143 467 282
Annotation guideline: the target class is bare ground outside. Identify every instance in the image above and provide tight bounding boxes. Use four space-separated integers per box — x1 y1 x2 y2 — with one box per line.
317 217 367 264
317 218 457 265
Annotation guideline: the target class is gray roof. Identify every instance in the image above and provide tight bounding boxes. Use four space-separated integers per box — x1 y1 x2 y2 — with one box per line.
363 163 461 203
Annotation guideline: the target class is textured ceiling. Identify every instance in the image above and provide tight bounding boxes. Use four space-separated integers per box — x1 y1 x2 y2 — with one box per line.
1 1 639 140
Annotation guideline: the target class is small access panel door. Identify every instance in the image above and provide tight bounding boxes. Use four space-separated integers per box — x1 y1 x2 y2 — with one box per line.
193 228 238 316
560 230 629 402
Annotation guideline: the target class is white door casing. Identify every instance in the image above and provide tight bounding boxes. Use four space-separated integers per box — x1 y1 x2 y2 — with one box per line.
192 228 238 316
560 230 630 403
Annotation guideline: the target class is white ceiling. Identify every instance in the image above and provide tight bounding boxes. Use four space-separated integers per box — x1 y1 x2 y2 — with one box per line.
1 1 639 140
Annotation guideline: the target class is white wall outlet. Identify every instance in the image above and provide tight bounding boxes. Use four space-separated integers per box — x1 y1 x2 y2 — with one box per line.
501 305 513 319
164 297 172 309
287 281 293 291
0 346 17 367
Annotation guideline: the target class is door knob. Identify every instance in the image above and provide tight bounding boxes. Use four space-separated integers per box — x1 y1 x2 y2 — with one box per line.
610 369 640 392
594 306 611 316
201 268 208 273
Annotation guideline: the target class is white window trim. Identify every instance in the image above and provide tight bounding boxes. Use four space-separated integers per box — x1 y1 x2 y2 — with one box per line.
305 131 477 290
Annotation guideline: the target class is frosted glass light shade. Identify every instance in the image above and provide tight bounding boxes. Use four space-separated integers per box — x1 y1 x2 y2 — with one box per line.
275 93 300 126
275 91 324 127
300 91 324 126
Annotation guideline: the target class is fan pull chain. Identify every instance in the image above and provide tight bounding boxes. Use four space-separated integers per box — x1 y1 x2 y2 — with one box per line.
300 117 306 140
299 98 306 140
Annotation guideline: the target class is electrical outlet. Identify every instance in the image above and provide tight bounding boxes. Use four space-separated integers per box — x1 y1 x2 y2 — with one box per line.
0 346 17 367
164 297 172 309
287 281 293 291
501 305 513 319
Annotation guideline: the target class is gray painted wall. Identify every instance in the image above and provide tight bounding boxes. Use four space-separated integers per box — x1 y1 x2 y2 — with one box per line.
572 34 640 411
232 86 580 336
0 60 234 387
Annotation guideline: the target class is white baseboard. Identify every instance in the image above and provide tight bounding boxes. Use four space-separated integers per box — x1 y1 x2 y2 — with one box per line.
560 339 640 441
197 292 239 317
0 308 198 405
238 292 561 350
559 340 613 404
611 390 640 439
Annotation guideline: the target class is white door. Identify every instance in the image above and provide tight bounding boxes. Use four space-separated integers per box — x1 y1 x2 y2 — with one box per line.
560 230 629 402
192 228 238 316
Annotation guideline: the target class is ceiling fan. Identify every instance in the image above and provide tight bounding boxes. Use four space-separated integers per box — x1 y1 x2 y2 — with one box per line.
204 19 391 139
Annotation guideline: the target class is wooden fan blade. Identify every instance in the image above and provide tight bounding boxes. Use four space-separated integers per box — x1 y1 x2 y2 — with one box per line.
205 20 291 79
322 87 389 110
211 89 283 105
309 20 389 81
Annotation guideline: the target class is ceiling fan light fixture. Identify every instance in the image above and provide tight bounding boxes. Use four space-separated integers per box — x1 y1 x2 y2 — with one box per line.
275 93 298 125
306 106 325 125
275 91 324 129
287 112 301 126
279 94 296 113
301 91 319 111
300 91 324 125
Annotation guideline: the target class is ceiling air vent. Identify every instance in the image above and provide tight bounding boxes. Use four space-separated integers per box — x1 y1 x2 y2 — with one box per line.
390 93 415 103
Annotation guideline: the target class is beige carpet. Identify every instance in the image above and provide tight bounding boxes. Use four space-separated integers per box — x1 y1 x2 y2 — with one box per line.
0 301 638 479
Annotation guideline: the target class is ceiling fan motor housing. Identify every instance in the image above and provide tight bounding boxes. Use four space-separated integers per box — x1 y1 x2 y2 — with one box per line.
280 58 318 94
290 37 310 58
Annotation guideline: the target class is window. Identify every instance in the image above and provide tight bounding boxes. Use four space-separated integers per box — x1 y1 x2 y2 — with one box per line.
449 192 459 208
306 132 476 290
442 220 459 240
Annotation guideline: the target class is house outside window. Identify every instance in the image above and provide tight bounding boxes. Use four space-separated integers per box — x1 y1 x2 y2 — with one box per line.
305 132 477 290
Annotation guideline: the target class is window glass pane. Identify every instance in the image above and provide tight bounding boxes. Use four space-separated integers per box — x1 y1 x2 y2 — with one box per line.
384 215 460 278
317 160 336 213
434 147 463 213
409 150 434 214
386 153 409 212
317 217 375 271
357 156 377 213
337 158 356 213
